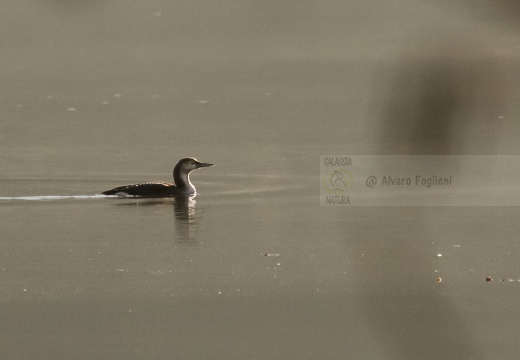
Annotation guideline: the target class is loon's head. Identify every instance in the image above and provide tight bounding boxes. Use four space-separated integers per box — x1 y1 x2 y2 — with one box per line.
173 157 214 191
177 157 214 173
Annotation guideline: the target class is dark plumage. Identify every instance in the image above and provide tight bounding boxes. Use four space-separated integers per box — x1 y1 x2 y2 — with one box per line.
101 157 214 197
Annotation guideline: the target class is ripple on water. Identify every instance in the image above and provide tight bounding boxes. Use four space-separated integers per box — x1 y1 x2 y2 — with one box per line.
0 195 108 201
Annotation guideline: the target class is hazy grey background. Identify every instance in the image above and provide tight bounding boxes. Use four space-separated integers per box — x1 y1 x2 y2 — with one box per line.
1 1 520 359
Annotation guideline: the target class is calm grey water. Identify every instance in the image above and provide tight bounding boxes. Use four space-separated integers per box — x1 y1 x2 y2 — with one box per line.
2 1 520 359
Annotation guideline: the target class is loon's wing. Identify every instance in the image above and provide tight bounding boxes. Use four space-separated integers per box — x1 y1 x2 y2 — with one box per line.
101 182 177 197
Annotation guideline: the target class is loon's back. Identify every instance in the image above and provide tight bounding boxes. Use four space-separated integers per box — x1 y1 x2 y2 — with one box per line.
101 182 188 197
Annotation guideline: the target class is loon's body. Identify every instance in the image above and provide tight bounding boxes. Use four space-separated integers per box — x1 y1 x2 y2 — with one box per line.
101 157 213 197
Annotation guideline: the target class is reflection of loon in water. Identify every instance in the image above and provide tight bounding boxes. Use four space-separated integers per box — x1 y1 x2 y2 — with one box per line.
110 195 200 245
101 157 214 197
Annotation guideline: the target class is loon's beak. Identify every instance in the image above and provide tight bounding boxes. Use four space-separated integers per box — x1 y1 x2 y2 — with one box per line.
195 161 214 168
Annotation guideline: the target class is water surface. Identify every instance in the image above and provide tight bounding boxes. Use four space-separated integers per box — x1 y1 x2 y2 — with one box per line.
2 1 520 359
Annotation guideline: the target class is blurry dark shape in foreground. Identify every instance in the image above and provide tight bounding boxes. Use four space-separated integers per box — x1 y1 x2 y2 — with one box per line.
377 41 504 155
353 39 505 360
352 208 485 360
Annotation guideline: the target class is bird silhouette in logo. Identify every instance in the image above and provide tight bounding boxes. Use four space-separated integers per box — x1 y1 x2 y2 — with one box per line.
329 170 349 192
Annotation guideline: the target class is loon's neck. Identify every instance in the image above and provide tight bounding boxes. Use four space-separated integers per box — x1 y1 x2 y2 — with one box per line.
173 164 195 193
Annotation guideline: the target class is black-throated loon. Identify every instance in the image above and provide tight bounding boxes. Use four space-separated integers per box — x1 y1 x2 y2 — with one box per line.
101 157 214 197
